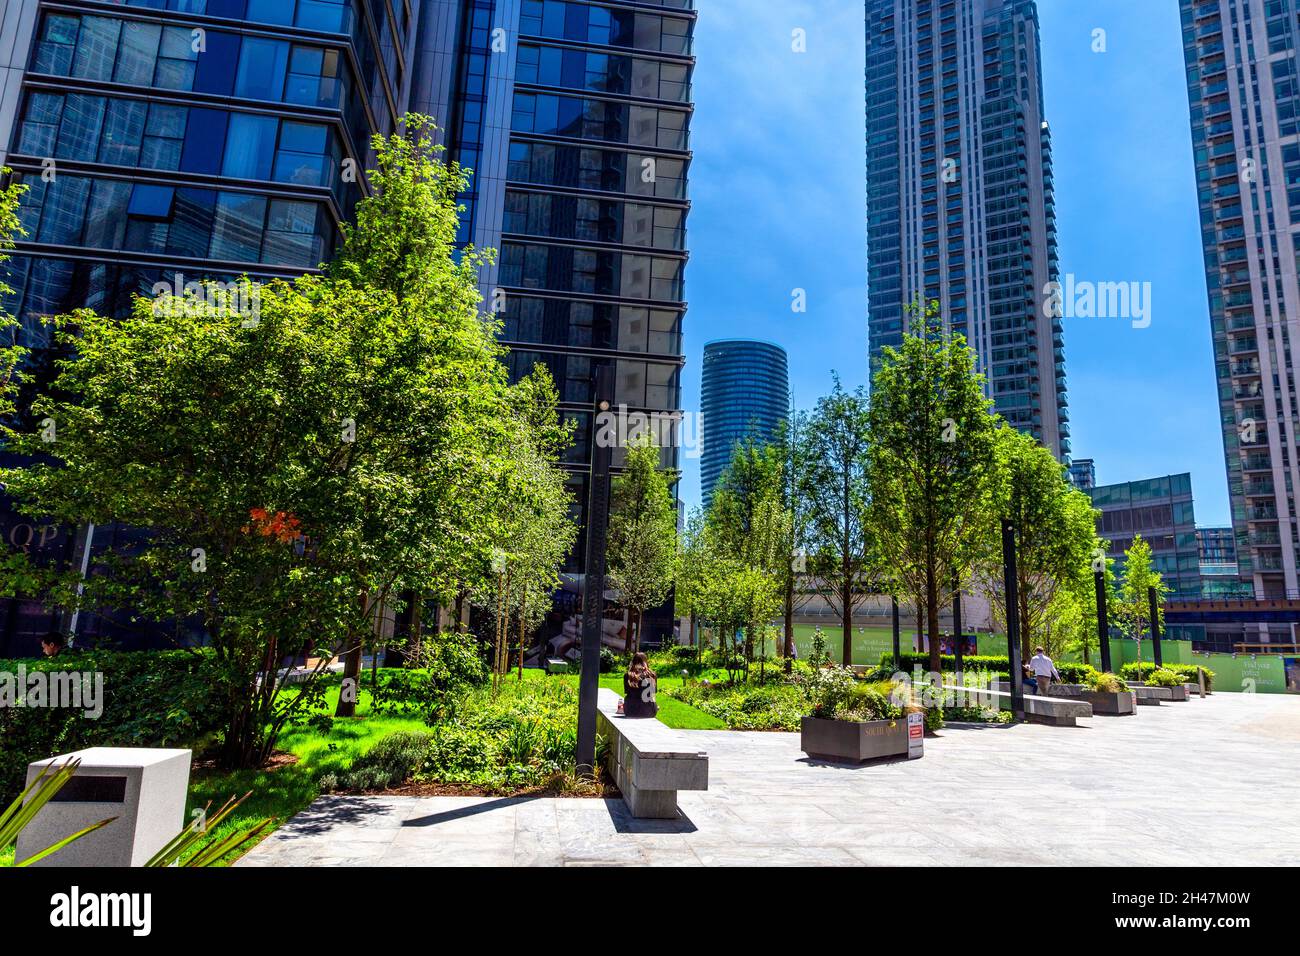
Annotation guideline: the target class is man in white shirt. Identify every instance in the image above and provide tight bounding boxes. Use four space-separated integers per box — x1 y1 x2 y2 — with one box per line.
1028 646 1061 695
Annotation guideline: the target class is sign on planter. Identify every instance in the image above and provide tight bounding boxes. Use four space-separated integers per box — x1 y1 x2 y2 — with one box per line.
907 712 924 759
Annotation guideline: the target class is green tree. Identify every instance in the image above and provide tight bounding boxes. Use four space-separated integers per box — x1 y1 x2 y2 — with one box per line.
802 377 876 666
0 117 541 764
979 425 1100 660
0 171 28 424
708 437 790 671
0 172 38 600
774 409 816 659
1060 545 1116 667
1116 534 1169 646
866 304 1000 673
607 436 677 654
472 365 578 685
674 507 715 647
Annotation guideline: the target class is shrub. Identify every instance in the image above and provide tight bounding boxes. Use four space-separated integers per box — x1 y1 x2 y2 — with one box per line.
806 667 903 723
599 647 618 674
667 680 807 731
369 631 488 722
422 681 583 789
644 645 708 678
1084 671 1129 693
321 730 434 792
883 652 1093 683
319 680 588 794
941 705 1012 724
423 724 497 780
1145 668 1182 688
0 650 227 804
1120 661 1213 690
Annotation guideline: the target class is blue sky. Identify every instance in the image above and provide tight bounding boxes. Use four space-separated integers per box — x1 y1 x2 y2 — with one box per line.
678 0 1229 527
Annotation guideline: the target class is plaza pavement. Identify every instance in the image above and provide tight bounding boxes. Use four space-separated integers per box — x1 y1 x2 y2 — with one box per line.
237 691 1300 866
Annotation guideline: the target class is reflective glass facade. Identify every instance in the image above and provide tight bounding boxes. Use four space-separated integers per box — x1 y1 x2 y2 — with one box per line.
0 0 418 653
865 0 1068 458
421 0 694 585
1181 0 1300 604
700 340 788 507
3 0 417 343
0 0 692 650
1086 473 1204 601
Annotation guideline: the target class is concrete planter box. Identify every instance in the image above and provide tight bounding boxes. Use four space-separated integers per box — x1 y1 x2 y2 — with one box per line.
1080 689 1137 715
1132 681 1189 701
800 716 912 763
1047 683 1137 716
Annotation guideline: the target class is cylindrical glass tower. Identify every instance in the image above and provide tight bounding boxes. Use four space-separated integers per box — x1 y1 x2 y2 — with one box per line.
700 339 789 506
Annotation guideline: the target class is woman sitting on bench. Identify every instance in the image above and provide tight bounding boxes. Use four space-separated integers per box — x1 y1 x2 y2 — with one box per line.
622 652 659 719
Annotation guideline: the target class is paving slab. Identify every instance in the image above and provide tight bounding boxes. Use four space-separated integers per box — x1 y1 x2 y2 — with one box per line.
237 692 1300 867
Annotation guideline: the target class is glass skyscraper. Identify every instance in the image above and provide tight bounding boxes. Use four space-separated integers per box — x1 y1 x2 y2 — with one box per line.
414 0 694 578
865 0 1069 459
1181 0 1300 610
699 339 788 506
0 0 411 342
1086 473 1204 603
0 0 695 651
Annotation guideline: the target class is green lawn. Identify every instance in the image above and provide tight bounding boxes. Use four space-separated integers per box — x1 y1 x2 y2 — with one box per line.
517 668 726 730
184 684 429 865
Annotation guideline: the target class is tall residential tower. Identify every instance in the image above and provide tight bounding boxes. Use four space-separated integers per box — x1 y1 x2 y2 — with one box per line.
865 0 1068 457
700 339 788 506
1181 0 1300 610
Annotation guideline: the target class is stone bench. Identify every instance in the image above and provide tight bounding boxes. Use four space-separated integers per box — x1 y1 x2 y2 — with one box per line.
1130 682 1188 702
942 684 1093 726
1044 683 1138 716
596 688 708 819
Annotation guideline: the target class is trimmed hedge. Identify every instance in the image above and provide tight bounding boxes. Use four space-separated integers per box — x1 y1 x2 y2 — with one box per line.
1120 661 1215 691
881 651 1095 684
0 650 226 803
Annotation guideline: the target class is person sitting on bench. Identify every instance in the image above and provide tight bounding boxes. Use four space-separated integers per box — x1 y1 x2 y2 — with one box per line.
1021 663 1038 697
622 652 658 719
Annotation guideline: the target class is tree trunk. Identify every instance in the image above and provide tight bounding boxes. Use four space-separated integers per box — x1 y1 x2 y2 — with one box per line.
840 563 852 667
335 636 362 717
386 590 420 668
335 591 370 718
784 575 795 658
926 565 942 675
517 601 526 681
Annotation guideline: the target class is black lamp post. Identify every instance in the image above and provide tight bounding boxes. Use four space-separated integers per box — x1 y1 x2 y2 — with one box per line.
1148 586 1163 668
1095 569 1111 673
1001 518 1024 719
575 364 614 776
